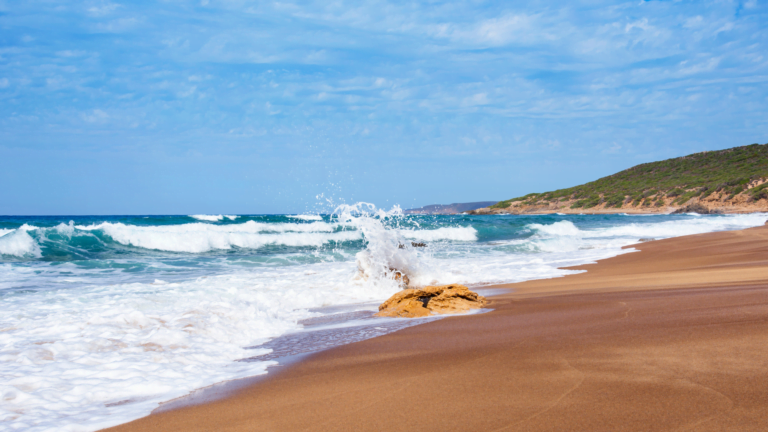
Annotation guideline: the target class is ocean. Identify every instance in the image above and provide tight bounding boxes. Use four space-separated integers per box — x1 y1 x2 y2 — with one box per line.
1 204 766 431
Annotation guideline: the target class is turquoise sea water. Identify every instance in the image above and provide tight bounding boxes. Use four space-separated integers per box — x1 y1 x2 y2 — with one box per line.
1 208 767 431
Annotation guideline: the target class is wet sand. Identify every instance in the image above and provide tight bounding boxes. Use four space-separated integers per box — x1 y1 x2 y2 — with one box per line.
105 224 768 431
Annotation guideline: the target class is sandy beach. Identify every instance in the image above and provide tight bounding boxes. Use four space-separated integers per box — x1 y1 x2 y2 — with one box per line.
105 223 768 432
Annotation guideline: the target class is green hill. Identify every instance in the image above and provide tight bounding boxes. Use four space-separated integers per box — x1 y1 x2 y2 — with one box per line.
492 143 768 210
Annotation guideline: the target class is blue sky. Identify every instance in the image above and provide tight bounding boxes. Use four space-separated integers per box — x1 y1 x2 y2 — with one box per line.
1 0 767 214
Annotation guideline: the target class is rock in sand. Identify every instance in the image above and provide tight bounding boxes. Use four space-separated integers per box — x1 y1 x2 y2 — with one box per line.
375 284 486 318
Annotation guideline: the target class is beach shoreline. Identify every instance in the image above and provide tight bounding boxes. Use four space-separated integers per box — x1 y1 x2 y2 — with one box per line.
469 207 767 215
104 221 768 431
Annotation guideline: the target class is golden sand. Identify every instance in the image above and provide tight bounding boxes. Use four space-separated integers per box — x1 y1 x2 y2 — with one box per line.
105 225 768 431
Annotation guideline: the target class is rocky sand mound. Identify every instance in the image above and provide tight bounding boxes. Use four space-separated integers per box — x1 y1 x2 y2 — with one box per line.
375 284 486 318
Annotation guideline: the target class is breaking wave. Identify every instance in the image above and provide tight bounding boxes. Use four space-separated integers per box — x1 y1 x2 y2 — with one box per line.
400 226 477 241
97 227 359 253
529 214 768 241
287 214 323 221
0 226 42 258
0 216 480 257
189 215 239 222
75 221 358 253
528 220 582 236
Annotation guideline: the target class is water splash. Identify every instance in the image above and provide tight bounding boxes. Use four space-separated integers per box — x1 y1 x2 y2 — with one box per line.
334 203 433 289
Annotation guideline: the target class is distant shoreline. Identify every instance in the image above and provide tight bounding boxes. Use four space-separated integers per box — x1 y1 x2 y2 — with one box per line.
468 204 768 215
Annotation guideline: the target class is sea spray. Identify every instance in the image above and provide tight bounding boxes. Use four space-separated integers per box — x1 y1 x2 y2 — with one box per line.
334 202 428 290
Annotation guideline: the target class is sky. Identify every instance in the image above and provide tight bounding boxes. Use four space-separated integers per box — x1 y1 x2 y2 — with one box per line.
1 0 767 215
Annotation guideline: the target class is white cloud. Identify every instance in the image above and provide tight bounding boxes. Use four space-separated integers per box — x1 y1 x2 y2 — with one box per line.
390 89 410 100
433 13 543 47
603 142 622 154
462 93 489 107
87 2 121 17
304 50 328 64
56 50 88 57
714 22 735 35
188 74 213 83
684 16 704 28
265 102 281 115
470 14 537 45
679 57 721 75
625 18 651 33
0 78 8 88
46 77 65 89
177 86 197 97
94 17 139 33
81 109 109 123
1 0 766 160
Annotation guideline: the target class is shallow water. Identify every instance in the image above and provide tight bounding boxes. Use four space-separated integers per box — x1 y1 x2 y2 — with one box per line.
1 207 766 431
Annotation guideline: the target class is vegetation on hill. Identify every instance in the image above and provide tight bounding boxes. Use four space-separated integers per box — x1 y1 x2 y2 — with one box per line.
491 143 768 210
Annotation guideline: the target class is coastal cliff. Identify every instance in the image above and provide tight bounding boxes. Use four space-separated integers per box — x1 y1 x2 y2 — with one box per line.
471 143 768 215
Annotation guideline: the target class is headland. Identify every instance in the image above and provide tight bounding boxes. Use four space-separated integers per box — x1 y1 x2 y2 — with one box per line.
471 143 768 215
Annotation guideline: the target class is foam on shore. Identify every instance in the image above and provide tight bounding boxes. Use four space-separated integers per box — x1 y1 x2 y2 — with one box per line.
2 210 767 431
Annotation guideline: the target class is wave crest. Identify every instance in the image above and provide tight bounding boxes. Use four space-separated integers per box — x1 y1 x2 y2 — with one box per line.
400 227 477 241
287 214 323 221
189 215 239 222
0 226 42 257
77 222 358 253
528 220 582 236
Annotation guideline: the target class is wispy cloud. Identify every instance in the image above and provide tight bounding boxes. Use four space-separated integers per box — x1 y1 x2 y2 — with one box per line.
1 0 767 212
86 1 121 17
81 109 109 123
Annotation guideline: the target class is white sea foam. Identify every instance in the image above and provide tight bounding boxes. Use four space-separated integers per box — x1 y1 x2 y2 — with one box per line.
590 213 768 239
0 219 476 257
74 221 353 253
0 225 42 258
287 214 323 221
428 214 768 287
0 261 401 431
528 214 768 242
1 209 414 431
400 226 477 242
80 221 338 234
189 215 239 222
528 220 581 236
